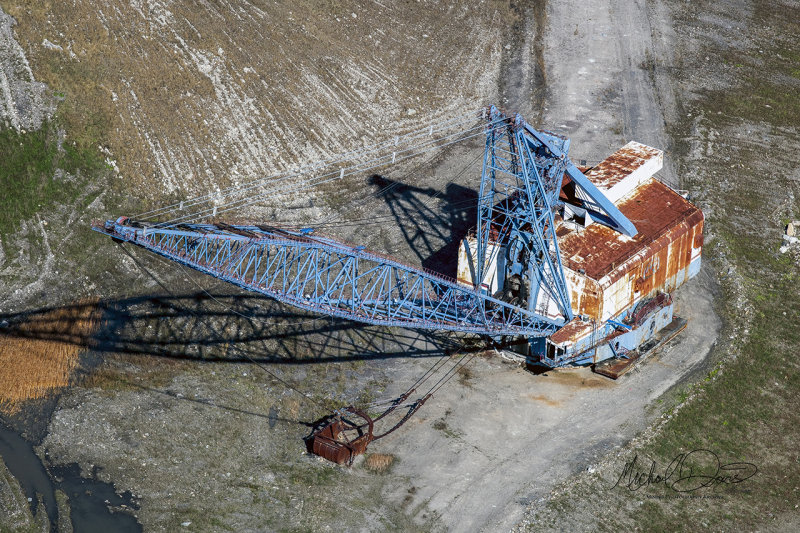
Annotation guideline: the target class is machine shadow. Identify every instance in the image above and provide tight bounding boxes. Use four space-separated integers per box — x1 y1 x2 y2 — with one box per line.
1 174 483 368
0 292 468 365
369 174 478 279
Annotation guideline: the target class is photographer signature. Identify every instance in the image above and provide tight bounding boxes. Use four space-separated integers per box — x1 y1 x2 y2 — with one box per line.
610 449 757 492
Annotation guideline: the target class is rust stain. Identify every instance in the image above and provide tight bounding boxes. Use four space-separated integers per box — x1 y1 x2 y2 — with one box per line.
549 317 594 345
545 370 613 389
559 178 703 283
693 223 704 248
525 393 563 408
583 141 663 189
579 286 601 318
564 269 602 320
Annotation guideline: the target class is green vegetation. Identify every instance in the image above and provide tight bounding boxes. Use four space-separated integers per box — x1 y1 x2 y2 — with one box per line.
526 1 800 530
0 121 102 235
614 1 800 529
704 74 800 128
636 263 800 529
704 8 800 128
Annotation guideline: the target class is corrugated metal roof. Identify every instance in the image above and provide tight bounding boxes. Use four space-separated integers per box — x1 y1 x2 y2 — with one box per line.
583 141 663 190
558 177 703 281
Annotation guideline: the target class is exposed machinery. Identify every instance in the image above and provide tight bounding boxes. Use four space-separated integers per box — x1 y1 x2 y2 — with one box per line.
458 131 703 370
92 106 703 460
93 106 702 368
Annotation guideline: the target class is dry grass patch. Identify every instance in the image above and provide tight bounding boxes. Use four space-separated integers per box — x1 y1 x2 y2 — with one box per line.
364 453 395 473
0 299 101 413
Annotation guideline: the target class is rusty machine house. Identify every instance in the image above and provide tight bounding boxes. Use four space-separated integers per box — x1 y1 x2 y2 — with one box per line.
457 139 703 367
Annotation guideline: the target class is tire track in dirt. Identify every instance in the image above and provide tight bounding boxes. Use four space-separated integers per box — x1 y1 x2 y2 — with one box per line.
8 1 509 211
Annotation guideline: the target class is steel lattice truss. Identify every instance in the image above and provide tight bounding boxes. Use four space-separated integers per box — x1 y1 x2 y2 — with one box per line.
94 219 563 336
476 107 574 321
95 106 639 342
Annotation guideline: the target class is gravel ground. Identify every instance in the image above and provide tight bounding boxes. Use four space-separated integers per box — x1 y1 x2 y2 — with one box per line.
0 1 726 531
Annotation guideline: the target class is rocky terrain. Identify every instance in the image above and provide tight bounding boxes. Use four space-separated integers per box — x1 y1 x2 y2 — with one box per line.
0 1 797 532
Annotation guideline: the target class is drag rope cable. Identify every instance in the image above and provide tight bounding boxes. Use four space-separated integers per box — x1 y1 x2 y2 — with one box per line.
423 350 479 399
367 349 479 440
361 350 453 412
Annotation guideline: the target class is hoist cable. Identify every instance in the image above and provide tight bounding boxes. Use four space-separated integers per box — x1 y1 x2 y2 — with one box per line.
135 109 482 219
161 123 490 224
136 110 493 220
151 114 507 225
164 127 490 225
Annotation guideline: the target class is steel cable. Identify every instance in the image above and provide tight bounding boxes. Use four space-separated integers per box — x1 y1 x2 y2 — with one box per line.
135 109 481 218
137 110 496 221
161 126 493 225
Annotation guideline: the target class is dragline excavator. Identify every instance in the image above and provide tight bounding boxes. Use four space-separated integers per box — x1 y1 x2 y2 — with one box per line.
93 106 703 463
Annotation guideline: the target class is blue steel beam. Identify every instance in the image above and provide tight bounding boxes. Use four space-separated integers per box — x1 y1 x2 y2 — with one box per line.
93 219 564 337
562 161 638 237
522 123 638 238
475 107 573 322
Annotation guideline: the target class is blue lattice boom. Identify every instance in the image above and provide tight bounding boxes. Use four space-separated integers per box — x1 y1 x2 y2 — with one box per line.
93 107 641 346
477 107 574 321
92 218 564 337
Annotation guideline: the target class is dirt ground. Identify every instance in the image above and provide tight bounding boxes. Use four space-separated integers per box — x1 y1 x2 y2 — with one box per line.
0 0 749 531
516 0 800 531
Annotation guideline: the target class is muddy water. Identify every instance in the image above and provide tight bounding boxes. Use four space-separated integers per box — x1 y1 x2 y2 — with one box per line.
0 420 141 532
51 463 140 533
0 421 57 524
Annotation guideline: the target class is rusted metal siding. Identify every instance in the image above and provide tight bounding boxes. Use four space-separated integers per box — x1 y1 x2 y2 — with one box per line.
594 207 703 321
539 141 704 366
457 150 704 345
560 179 702 282
559 177 704 322
563 268 602 319
456 237 475 287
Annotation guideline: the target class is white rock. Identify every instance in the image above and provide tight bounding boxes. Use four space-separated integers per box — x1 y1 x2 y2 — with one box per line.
42 39 63 51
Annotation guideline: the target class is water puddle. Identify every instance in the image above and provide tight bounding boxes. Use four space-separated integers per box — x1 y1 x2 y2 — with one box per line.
0 421 57 524
0 421 141 532
51 463 140 533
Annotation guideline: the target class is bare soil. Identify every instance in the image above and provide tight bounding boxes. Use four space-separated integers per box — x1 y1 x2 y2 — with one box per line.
0 0 769 531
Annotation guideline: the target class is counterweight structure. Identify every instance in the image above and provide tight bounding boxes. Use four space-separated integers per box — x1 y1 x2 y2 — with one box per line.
93 107 703 369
